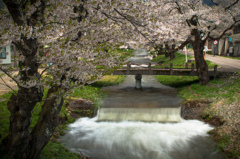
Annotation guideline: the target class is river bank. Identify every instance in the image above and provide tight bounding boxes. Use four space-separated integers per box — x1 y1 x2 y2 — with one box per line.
156 72 240 159
63 73 240 159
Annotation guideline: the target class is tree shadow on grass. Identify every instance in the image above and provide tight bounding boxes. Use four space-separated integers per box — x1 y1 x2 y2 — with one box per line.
165 79 199 88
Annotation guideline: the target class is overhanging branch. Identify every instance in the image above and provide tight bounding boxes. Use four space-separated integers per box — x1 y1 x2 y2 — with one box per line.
0 67 19 86
113 8 152 43
225 0 239 10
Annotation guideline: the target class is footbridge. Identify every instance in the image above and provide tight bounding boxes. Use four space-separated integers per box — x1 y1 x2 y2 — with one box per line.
112 63 219 89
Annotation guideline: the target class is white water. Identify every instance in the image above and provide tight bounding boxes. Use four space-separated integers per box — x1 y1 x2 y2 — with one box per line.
98 107 182 122
60 116 224 159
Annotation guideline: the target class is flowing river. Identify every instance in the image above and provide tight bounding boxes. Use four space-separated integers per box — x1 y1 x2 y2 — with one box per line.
60 49 224 159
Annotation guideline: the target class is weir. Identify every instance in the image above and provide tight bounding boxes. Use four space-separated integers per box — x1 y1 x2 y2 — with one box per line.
98 107 182 122
97 75 182 122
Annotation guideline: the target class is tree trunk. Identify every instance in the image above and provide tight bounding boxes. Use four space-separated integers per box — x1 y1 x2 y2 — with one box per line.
169 44 176 60
28 86 64 159
5 87 44 158
1 38 44 159
13 45 18 67
192 39 209 85
169 51 175 60
157 44 163 56
165 44 170 58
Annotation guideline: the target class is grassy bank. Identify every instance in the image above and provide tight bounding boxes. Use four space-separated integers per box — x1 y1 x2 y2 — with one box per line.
152 52 216 69
155 73 240 158
0 75 125 159
109 48 134 62
152 51 239 158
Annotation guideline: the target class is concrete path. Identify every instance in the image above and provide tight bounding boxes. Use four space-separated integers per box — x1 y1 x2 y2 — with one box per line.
178 50 240 72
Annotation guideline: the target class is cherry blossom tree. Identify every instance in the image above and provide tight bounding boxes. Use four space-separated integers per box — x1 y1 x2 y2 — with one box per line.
143 0 240 84
1 0 239 158
0 0 149 158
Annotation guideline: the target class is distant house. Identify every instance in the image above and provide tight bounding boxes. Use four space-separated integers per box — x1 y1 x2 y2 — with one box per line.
231 24 240 57
0 44 12 64
210 33 231 56
210 23 240 57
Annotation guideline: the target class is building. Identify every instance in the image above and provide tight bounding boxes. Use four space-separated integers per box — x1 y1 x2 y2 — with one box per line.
211 34 231 56
0 44 12 64
211 23 240 57
231 23 240 57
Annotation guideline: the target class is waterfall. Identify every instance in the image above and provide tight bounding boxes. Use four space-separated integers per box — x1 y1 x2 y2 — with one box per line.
98 107 181 122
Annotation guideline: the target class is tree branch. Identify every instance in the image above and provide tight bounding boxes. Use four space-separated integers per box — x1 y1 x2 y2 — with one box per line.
225 0 239 10
3 0 26 26
209 0 219 6
213 18 240 40
0 82 18 95
175 2 184 14
177 38 192 51
113 8 152 42
39 67 50 78
0 67 19 86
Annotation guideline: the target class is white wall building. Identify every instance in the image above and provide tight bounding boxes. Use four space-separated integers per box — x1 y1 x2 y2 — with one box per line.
0 44 12 64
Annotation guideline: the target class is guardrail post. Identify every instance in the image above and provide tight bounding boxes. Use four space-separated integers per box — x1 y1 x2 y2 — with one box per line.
214 65 218 79
148 63 151 71
170 63 173 75
185 62 188 69
127 62 131 74
191 63 194 75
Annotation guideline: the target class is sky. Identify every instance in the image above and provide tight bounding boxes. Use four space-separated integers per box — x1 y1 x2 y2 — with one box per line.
0 0 3 10
202 0 216 6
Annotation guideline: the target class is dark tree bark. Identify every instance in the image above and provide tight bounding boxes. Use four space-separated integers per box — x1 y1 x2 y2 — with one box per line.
169 44 176 60
157 44 163 56
165 43 170 58
2 39 65 159
28 86 64 159
192 30 209 85
2 38 44 159
0 1 82 158
154 44 163 56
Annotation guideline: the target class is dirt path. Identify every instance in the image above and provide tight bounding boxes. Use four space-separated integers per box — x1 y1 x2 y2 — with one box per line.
0 69 45 95
0 72 18 95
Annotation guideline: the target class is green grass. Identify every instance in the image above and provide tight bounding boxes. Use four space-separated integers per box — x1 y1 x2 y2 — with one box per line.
37 141 81 159
156 73 240 102
152 52 217 69
92 75 125 87
152 52 193 65
109 48 134 62
0 93 11 142
155 75 199 88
